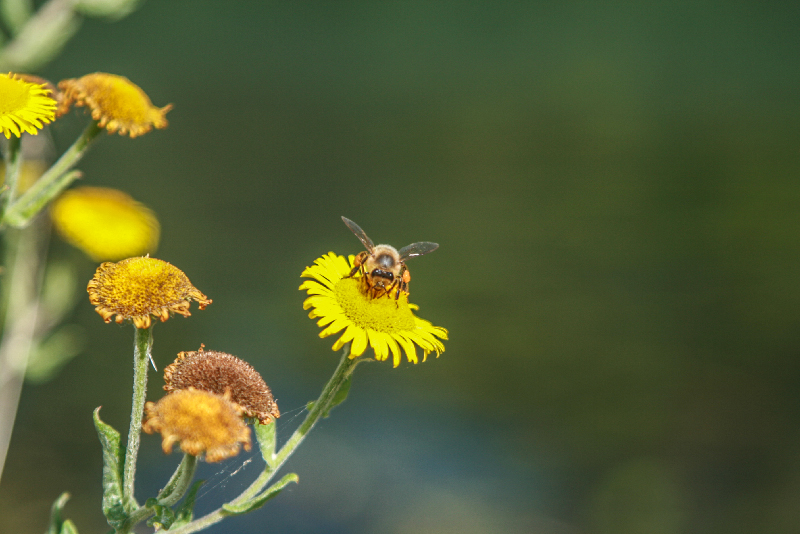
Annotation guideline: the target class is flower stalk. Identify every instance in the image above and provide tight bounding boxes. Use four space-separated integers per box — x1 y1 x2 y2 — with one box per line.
1 135 22 216
117 453 198 533
156 453 198 507
2 120 101 228
122 325 153 511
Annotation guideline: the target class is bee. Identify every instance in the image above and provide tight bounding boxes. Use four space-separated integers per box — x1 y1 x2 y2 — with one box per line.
342 216 439 300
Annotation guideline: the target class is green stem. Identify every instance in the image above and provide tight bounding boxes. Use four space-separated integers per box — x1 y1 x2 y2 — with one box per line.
1 135 22 216
2 121 101 228
157 453 198 507
167 344 360 534
118 454 197 533
122 325 152 512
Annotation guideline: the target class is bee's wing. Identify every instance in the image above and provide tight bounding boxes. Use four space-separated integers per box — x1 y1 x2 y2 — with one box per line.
341 216 375 251
398 241 439 261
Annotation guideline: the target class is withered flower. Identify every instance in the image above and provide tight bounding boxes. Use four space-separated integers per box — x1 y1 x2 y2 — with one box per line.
164 346 280 424
143 388 251 462
58 73 171 137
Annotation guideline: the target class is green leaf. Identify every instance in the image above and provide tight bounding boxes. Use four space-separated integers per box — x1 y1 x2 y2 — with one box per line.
46 492 71 534
169 480 205 529
254 421 277 467
221 473 298 515
59 520 79 534
92 407 128 529
146 502 175 530
323 377 352 418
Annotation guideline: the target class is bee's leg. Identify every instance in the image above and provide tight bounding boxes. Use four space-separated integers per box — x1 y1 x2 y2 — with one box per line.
347 252 368 278
384 283 395 299
394 265 410 300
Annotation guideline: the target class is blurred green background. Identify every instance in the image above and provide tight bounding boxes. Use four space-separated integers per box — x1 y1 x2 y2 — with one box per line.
2 1 800 533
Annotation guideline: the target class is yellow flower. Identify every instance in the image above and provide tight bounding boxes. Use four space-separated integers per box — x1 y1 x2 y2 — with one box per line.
51 187 160 261
58 73 172 138
164 346 280 425
300 252 447 367
87 256 211 329
143 388 251 463
0 72 57 139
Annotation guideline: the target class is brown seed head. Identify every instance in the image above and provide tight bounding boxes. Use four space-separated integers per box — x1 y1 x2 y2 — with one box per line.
164 346 279 424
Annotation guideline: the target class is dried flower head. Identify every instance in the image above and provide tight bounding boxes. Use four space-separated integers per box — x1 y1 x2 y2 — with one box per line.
0 72 57 138
87 256 211 328
58 73 172 137
164 346 280 424
300 252 447 367
143 388 251 462
51 186 160 261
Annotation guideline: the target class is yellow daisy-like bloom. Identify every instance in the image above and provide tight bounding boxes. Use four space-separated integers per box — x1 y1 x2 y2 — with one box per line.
300 252 448 368
51 186 160 261
143 388 251 463
0 72 57 139
57 73 172 138
87 256 211 329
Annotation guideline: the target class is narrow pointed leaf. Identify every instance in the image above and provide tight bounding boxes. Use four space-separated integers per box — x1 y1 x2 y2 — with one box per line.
47 492 71 534
93 407 128 528
222 473 298 515
170 480 205 529
59 520 79 534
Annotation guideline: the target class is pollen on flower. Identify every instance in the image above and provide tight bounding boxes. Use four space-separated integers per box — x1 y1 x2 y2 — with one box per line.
143 388 251 463
300 252 448 367
51 187 160 261
164 346 280 424
0 72 57 139
87 256 211 329
58 73 172 138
